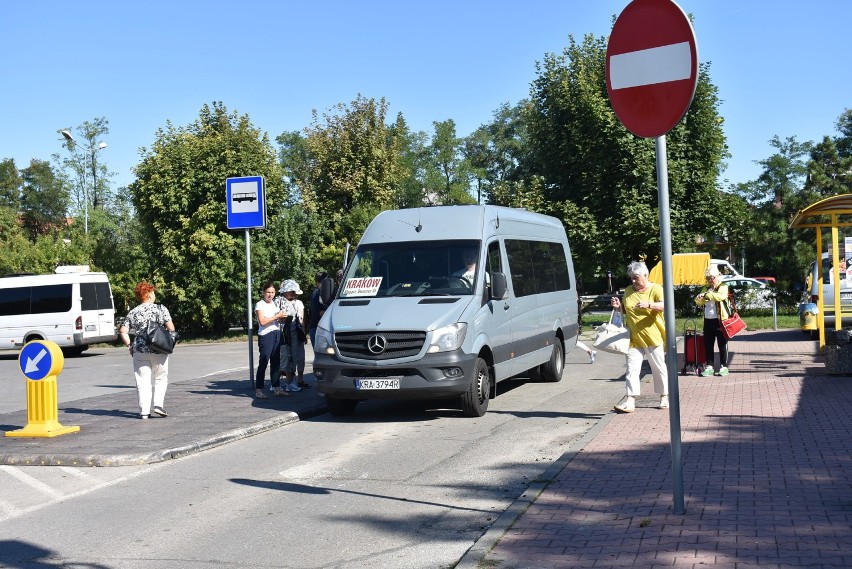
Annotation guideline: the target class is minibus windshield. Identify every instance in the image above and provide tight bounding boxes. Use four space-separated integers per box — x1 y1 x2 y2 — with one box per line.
339 240 481 298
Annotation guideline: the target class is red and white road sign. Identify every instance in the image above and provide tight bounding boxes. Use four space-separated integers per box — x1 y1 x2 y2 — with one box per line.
606 0 698 138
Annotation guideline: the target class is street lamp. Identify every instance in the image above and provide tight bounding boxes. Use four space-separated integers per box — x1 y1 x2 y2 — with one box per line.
62 129 107 235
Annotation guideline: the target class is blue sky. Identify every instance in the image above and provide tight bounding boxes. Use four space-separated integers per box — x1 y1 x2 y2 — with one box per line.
2 1 849 193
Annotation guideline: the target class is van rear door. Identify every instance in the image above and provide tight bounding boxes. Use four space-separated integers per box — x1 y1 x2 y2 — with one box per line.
80 275 117 341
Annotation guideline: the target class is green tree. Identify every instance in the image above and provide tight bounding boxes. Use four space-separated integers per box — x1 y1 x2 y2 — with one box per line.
58 117 112 222
734 136 813 290
835 108 852 158
19 159 70 239
465 102 531 205
521 32 727 285
298 95 407 216
0 158 22 209
130 102 284 333
279 95 410 255
423 119 474 205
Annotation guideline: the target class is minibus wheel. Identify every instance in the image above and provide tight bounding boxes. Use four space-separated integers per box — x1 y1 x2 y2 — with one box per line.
461 358 490 417
327 396 357 416
541 338 564 382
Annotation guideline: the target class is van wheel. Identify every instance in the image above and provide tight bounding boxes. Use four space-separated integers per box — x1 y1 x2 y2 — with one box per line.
62 346 86 357
326 397 357 416
461 358 490 417
541 338 564 382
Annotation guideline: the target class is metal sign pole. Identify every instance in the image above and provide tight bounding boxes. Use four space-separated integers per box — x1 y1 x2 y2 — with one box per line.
656 134 685 514
245 228 255 389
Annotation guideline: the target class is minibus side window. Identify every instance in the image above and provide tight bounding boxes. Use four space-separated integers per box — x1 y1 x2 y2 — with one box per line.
0 286 30 316
31 284 72 314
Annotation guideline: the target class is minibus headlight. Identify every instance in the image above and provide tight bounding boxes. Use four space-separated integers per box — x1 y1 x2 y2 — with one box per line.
428 323 467 353
315 325 335 355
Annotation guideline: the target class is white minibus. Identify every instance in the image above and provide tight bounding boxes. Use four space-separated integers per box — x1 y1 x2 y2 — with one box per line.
0 266 117 355
313 205 579 417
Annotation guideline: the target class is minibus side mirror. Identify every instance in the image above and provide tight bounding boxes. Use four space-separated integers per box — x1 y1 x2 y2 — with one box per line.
320 277 335 305
490 272 507 300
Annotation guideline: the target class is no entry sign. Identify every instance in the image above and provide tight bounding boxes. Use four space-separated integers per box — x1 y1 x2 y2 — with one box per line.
606 0 698 138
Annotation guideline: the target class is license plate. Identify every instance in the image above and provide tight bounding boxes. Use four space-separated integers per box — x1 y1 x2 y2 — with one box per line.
842 293 852 301
355 378 400 390
85 324 97 332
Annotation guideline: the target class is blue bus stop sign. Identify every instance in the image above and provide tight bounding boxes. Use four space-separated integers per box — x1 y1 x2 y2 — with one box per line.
19 340 64 380
226 176 266 230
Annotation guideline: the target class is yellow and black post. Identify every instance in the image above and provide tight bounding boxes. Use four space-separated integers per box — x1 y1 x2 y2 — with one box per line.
5 340 80 438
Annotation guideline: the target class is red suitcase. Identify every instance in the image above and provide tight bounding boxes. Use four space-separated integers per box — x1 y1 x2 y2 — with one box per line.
681 320 705 375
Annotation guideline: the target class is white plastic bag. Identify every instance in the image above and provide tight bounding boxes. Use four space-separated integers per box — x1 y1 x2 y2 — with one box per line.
593 310 630 355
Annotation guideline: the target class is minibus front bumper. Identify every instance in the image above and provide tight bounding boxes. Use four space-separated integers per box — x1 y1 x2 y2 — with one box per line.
314 351 480 400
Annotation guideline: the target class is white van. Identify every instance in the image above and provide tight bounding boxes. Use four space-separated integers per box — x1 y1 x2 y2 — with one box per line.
312 205 579 417
0 266 117 355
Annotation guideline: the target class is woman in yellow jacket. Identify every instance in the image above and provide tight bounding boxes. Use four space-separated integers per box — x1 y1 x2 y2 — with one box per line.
695 267 731 377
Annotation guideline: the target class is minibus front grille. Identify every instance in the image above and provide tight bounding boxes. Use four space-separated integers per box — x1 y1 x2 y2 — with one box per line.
335 331 427 360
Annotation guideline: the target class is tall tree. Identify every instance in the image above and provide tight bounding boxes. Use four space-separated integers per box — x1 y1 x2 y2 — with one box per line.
298 95 406 215
280 95 409 251
130 102 284 333
734 135 814 289
522 32 727 282
19 159 70 239
0 158 22 209
422 119 474 205
58 117 112 222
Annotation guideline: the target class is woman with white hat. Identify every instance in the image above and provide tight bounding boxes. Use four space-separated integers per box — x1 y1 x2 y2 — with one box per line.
278 279 308 391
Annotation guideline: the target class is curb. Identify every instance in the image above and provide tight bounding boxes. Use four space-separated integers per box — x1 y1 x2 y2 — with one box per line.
454 411 617 568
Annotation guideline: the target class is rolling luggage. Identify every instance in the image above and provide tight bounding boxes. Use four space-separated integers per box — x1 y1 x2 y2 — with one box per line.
681 319 705 375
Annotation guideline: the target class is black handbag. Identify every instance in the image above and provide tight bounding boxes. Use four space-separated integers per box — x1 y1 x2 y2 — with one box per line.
143 305 177 354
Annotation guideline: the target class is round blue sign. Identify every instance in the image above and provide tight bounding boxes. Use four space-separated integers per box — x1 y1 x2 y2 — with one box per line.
19 340 64 380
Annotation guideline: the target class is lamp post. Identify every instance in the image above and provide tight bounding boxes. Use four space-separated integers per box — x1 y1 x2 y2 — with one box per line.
61 129 107 235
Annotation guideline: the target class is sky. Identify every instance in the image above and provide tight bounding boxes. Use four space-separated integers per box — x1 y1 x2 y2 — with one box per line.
2 1 849 193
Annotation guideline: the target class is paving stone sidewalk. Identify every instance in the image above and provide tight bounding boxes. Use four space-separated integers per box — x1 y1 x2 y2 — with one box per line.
464 329 852 569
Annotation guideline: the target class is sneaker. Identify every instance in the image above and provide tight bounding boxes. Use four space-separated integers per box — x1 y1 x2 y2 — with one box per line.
140 414 149 420
255 389 269 399
273 387 290 397
614 397 635 413
716 367 730 377
285 383 302 392
589 350 597 364
659 395 669 409
150 407 168 417
700 367 714 377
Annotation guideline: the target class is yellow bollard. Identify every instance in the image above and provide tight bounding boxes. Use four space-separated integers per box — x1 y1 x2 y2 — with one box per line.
5 340 80 438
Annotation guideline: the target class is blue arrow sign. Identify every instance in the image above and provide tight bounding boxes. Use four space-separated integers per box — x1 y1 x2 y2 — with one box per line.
19 342 54 381
226 176 266 229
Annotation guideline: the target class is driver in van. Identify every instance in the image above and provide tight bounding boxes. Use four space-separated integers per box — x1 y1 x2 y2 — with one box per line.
452 249 478 287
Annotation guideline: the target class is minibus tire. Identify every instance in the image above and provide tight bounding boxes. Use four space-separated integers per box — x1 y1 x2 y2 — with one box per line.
541 338 564 382
461 358 490 417
326 396 357 416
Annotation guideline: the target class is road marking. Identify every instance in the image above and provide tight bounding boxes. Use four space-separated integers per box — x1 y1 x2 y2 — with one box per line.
0 462 170 522
0 465 63 498
0 498 22 517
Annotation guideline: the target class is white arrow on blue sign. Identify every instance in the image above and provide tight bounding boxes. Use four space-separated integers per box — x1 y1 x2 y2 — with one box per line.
20 342 53 380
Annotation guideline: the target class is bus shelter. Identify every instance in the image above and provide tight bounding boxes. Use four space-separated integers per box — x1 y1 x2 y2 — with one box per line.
789 194 852 349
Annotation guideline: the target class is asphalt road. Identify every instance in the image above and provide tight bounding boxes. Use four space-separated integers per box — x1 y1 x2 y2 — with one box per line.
0 342 631 568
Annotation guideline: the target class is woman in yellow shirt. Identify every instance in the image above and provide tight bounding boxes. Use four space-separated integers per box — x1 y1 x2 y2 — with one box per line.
610 261 668 413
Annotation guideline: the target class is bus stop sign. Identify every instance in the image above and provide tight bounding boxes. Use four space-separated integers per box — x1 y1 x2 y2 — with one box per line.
606 0 698 138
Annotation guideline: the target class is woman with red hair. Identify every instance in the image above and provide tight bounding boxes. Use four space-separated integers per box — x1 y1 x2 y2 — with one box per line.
118 281 176 419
